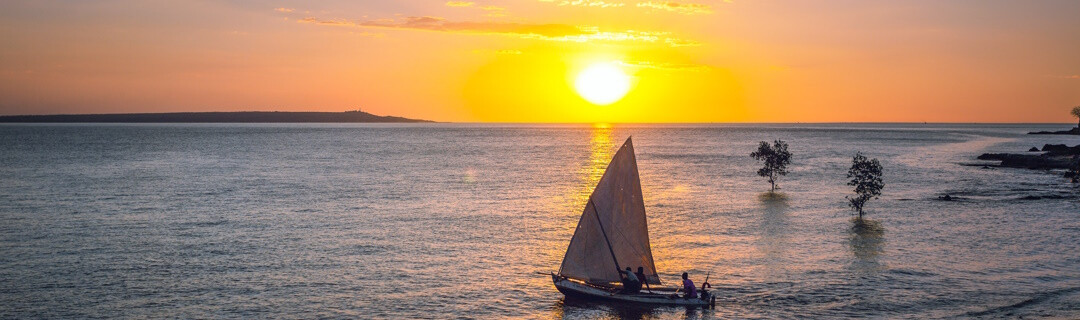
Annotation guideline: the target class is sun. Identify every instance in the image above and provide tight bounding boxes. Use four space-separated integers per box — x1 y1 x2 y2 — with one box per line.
574 62 631 105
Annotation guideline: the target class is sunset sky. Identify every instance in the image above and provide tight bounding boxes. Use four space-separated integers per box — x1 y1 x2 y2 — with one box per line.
1 0 1078 123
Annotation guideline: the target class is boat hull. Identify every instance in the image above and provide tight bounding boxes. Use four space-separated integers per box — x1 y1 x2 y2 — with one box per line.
552 274 714 307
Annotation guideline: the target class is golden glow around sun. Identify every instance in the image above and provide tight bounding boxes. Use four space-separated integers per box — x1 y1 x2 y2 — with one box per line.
574 62 631 105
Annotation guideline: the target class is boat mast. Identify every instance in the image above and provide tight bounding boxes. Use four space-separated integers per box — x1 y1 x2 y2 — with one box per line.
590 199 621 272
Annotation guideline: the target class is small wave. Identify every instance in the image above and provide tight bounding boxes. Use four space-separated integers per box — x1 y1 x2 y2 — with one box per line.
964 286 1080 317
200 188 234 196
178 219 229 228
886 268 937 277
340 244 392 256
1017 193 1075 201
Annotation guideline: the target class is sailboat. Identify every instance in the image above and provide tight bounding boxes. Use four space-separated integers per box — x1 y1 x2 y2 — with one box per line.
551 137 715 307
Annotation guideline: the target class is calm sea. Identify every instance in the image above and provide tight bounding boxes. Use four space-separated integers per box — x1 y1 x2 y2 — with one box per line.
1 123 1078 319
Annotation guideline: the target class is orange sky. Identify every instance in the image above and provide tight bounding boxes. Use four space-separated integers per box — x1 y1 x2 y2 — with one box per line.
1 1 1078 122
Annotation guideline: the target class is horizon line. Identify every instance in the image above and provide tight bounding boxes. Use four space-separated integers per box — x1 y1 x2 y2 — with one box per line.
0 111 1075 125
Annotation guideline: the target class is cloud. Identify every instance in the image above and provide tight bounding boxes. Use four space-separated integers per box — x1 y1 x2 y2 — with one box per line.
300 16 580 37
618 60 710 72
637 1 712 15
665 38 701 47
446 2 506 17
274 7 295 13
445 1 475 7
297 16 697 47
298 17 357 27
373 16 585 37
538 26 667 43
480 5 507 17
539 0 626 8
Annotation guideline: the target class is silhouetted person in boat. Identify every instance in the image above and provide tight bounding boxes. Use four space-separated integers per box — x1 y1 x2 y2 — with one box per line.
635 267 650 292
681 272 697 299
620 267 641 294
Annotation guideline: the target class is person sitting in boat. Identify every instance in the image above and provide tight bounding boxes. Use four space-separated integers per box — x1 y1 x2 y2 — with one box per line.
681 272 697 299
635 267 649 292
619 267 641 294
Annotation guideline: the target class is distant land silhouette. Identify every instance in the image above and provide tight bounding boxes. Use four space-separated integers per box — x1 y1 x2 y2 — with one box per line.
0 111 432 123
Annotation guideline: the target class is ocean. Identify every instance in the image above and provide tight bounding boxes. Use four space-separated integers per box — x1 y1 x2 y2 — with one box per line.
1 123 1078 319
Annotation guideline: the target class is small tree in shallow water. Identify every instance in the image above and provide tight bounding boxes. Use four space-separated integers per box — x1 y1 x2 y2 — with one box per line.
847 152 883 219
1072 106 1080 128
750 140 792 192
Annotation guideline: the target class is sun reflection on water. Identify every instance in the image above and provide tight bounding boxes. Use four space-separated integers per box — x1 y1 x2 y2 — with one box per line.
578 126 615 206
757 192 791 278
539 125 618 278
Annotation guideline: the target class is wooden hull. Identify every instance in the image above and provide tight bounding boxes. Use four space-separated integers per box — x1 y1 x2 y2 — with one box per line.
552 274 714 307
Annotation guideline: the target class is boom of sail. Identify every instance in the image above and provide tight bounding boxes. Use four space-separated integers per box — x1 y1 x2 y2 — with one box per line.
558 137 661 285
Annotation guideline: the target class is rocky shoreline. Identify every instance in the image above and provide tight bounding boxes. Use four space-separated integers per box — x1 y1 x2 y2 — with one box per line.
977 144 1079 169
977 142 1080 180
1028 127 1080 135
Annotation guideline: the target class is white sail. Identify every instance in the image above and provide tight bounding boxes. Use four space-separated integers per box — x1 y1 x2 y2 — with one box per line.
558 137 661 285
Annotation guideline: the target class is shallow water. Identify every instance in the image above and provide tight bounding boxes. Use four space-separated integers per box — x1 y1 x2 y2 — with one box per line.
1 123 1078 319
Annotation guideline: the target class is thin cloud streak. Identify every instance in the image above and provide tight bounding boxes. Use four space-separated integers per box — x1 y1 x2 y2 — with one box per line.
637 1 712 15
296 16 697 47
539 0 626 8
445 1 475 7
618 60 710 71
480 5 507 17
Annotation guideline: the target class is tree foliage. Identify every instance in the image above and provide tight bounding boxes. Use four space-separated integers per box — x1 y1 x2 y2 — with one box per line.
1072 106 1080 128
750 140 792 192
846 152 883 219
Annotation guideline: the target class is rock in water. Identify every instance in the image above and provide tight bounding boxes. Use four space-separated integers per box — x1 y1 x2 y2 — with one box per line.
1041 144 1080 156
1029 127 1080 135
977 153 1074 169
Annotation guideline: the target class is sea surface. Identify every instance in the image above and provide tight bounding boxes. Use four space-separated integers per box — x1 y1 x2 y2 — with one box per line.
1 123 1079 319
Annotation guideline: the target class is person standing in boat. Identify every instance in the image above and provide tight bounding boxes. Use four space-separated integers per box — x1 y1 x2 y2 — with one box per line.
620 267 641 294
681 272 697 299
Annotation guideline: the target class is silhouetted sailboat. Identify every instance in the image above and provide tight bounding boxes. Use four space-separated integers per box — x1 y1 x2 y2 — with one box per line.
551 137 714 307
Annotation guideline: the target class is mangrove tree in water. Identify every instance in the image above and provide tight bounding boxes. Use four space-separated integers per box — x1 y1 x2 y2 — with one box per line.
750 140 792 192
847 152 884 219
